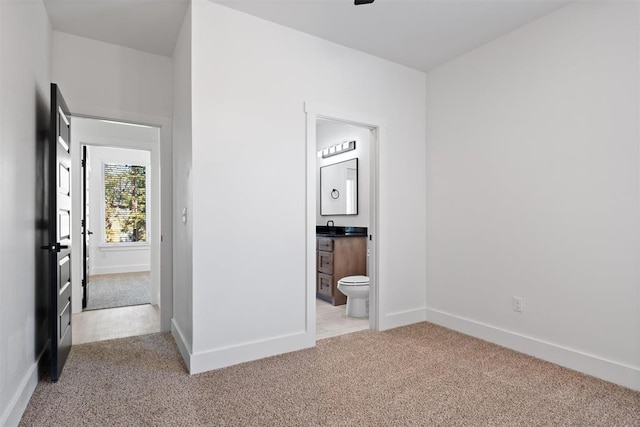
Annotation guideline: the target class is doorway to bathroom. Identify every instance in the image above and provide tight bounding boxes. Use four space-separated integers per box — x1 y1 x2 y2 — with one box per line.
305 103 380 342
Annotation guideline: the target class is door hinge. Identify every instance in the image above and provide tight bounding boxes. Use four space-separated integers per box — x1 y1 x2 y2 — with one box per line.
81 159 85 167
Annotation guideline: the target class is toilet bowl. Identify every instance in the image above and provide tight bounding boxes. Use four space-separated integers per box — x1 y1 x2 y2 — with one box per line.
337 275 370 318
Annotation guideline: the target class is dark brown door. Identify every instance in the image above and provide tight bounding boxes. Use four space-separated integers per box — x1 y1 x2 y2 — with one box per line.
81 145 91 309
45 83 72 382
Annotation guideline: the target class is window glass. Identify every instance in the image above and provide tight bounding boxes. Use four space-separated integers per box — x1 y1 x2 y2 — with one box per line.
104 163 147 243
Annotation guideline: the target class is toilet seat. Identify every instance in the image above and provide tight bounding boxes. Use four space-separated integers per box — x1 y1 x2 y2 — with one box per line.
338 275 369 286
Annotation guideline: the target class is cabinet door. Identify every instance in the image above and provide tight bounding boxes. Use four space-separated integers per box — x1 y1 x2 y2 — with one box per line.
317 273 333 299
317 251 333 274
317 237 334 252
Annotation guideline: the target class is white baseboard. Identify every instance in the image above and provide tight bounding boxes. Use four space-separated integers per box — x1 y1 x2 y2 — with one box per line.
0 349 44 427
378 307 427 331
90 265 150 275
190 331 312 375
426 308 640 391
171 319 192 372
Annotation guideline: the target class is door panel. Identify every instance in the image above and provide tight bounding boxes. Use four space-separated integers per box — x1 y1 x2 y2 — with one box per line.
47 83 72 382
59 211 70 240
59 255 71 288
59 300 71 344
59 164 70 194
58 110 70 146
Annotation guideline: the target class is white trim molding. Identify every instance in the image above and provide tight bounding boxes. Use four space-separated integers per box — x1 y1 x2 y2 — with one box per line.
189 332 311 375
98 243 151 251
71 116 163 317
304 101 386 342
171 319 192 372
426 308 640 391
379 308 427 331
90 264 150 276
69 109 173 333
0 348 46 427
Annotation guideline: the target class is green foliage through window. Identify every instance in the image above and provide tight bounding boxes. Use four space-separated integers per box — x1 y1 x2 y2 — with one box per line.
104 163 147 243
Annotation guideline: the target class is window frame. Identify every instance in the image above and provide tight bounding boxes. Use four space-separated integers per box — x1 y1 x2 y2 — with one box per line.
99 161 151 248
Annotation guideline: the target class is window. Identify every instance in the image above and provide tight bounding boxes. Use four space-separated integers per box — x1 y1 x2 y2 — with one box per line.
103 163 147 244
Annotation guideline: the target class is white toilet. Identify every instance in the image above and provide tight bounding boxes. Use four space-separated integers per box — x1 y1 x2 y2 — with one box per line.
337 275 370 318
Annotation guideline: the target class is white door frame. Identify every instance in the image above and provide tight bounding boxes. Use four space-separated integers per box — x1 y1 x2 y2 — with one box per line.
69 116 163 324
304 102 384 344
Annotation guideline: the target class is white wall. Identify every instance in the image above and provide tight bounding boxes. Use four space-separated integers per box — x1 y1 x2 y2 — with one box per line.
88 146 151 276
316 120 370 228
171 4 193 366
425 2 640 390
52 31 174 331
0 1 51 425
182 0 426 373
52 32 172 120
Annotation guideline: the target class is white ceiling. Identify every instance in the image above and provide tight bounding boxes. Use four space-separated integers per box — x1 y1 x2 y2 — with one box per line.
44 0 569 70
215 0 569 72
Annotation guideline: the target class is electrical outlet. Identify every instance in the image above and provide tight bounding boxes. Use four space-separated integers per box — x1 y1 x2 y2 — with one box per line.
513 296 524 313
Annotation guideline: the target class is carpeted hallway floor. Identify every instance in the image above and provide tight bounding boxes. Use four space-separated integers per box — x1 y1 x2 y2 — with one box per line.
86 272 151 310
20 322 640 426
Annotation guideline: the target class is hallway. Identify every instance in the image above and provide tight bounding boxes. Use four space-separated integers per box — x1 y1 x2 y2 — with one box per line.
73 304 160 345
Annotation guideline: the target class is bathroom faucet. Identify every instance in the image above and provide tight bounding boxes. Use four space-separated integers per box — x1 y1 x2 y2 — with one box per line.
327 220 334 227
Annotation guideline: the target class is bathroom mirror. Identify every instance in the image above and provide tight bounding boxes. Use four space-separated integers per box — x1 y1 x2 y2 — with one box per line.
320 158 358 216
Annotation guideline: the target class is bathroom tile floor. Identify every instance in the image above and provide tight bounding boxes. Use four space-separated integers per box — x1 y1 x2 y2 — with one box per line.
316 298 369 340
72 304 160 345
74 300 365 345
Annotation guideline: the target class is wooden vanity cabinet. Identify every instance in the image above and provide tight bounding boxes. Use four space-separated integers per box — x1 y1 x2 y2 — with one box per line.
316 235 367 306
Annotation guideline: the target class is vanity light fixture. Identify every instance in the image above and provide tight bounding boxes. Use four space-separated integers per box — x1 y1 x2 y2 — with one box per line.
318 140 356 159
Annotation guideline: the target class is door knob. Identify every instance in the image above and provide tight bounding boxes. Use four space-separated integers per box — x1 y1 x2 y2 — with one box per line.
40 242 68 252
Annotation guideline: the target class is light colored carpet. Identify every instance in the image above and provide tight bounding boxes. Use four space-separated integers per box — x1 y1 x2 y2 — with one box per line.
86 272 150 310
21 322 640 426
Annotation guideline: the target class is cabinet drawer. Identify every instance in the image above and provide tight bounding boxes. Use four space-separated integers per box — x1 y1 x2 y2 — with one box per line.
317 251 333 274
317 237 334 252
317 273 333 298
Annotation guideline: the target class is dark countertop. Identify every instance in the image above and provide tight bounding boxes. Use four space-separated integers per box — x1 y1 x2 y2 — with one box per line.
316 226 368 237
